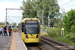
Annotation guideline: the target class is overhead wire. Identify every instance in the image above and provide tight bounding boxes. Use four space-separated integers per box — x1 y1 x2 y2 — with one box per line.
61 0 73 6
7 10 22 24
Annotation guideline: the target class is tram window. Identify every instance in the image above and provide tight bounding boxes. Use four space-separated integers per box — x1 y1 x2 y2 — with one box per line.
22 24 25 32
25 24 39 34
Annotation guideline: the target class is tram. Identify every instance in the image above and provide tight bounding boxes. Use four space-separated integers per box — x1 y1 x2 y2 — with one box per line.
0 25 6 27
21 18 41 43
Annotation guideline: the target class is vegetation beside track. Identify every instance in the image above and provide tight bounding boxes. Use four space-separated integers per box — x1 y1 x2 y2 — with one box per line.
41 9 75 46
41 28 75 46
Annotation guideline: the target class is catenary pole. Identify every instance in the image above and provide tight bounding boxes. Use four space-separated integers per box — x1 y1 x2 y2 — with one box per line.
42 10 43 33
6 8 43 33
6 8 7 26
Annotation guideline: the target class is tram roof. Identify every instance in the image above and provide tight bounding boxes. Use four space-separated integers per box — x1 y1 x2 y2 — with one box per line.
21 18 39 23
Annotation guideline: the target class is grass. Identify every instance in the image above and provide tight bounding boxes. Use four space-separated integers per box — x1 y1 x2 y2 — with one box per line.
55 37 75 46
41 28 75 46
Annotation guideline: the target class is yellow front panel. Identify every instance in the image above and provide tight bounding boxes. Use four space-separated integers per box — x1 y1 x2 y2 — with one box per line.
24 38 40 43
21 32 25 40
24 34 40 43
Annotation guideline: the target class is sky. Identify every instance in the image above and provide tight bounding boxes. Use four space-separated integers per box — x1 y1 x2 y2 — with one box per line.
0 0 75 24
0 0 23 23
58 0 75 12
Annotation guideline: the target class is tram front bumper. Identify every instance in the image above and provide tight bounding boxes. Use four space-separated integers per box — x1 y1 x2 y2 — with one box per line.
24 38 40 43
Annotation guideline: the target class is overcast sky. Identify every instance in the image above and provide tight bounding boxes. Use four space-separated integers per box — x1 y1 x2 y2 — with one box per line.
0 0 75 23
0 0 23 23
58 0 75 12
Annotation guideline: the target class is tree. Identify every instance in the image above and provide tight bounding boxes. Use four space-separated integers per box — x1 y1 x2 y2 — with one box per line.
20 0 37 19
63 9 75 32
21 0 60 26
54 18 63 28
32 0 60 25
0 22 5 25
3 22 10 25
11 23 16 26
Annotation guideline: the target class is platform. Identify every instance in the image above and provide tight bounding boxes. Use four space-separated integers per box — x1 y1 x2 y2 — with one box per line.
0 32 27 50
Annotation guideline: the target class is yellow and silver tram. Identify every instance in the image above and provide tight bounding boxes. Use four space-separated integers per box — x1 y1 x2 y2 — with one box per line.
21 18 41 43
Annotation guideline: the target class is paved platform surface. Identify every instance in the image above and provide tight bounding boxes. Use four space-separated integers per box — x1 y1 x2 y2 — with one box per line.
15 32 27 50
0 32 27 50
0 35 12 50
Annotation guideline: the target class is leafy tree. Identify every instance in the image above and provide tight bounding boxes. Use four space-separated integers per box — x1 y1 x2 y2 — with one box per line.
32 0 60 25
53 12 64 28
0 22 5 25
13 23 16 26
63 9 75 32
3 22 10 25
54 17 63 28
11 23 17 27
21 0 60 26
50 18 54 26
20 0 37 19
71 25 75 33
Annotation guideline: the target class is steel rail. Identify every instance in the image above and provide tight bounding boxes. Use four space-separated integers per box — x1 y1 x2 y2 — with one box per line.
27 45 44 50
41 36 75 50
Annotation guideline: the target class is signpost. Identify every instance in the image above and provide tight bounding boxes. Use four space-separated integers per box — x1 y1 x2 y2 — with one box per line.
61 28 64 38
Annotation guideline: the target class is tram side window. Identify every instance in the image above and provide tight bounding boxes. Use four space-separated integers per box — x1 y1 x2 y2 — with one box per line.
22 24 25 32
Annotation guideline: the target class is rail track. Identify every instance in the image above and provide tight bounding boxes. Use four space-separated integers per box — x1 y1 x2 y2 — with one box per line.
18 32 75 50
41 36 75 50
26 43 44 50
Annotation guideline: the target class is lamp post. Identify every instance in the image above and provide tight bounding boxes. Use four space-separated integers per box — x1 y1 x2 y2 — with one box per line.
41 10 43 33
6 8 7 26
48 12 50 28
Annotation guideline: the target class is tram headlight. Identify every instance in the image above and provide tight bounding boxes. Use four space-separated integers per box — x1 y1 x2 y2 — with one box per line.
36 35 38 38
26 35 28 38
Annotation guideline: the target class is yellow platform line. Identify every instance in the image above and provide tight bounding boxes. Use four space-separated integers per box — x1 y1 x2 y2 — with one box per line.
10 32 16 50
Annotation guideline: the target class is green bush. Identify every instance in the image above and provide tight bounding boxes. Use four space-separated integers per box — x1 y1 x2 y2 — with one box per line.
47 28 61 38
71 25 75 33
65 33 75 43
64 31 71 36
42 27 75 45
43 26 46 29
55 37 70 43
